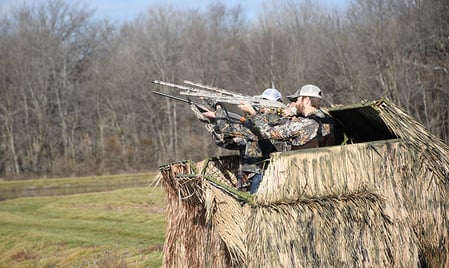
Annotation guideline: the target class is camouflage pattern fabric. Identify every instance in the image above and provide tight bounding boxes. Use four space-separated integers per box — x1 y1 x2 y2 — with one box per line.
245 109 333 150
189 104 284 173
214 108 270 173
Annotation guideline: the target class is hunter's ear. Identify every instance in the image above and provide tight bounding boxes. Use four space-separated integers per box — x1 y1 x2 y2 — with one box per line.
303 96 311 104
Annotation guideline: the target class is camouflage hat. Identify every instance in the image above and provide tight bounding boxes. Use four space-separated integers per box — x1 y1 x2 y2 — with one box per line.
287 84 322 101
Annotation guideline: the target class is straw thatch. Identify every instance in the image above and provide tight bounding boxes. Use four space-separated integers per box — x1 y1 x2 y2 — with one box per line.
159 99 449 267
159 157 248 267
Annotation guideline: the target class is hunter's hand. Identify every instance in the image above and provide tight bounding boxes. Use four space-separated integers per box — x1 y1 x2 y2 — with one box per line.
282 103 297 116
238 102 257 116
202 110 216 119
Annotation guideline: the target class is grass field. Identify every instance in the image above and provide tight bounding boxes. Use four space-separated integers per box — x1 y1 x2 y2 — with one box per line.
0 173 157 201
0 181 166 267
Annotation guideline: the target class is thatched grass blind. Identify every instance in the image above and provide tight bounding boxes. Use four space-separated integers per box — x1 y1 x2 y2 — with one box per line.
159 99 449 267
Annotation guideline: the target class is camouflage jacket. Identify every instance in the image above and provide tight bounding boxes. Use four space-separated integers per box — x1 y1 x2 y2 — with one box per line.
244 109 333 151
189 104 284 173
212 108 277 173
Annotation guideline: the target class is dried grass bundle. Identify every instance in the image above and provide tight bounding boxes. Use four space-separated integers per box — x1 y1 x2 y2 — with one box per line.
208 185 247 265
160 161 230 267
376 99 449 182
246 192 419 267
160 158 246 267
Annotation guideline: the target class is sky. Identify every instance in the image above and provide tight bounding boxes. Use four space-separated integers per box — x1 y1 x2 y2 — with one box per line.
0 0 349 23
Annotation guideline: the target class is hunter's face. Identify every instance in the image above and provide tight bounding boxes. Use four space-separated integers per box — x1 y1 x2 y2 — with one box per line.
293 96 306 115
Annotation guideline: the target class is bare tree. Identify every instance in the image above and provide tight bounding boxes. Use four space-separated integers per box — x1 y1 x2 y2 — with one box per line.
344 0 449 140
0 0 105 177
0 0 447 179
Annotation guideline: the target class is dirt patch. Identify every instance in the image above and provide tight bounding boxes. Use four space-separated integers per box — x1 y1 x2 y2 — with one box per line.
10 249 38 262
139 244 164 254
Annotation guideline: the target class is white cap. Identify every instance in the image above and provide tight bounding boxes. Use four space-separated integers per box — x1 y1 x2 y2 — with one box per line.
287 84 322 101
257 88 282 101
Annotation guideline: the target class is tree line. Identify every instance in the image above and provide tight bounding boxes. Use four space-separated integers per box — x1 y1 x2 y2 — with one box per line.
0 0 447 179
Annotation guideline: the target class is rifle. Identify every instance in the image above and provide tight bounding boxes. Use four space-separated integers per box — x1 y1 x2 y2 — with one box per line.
152 91 243 123
152 80 287 110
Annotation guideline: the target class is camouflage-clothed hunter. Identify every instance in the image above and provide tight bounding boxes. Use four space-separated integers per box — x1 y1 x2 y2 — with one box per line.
190 104 281 170
211 107 277 173
190 103 290 190
243 109 334 151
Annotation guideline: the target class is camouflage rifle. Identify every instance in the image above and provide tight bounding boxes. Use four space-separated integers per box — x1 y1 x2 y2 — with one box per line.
152 91 243 123
152 80 287 110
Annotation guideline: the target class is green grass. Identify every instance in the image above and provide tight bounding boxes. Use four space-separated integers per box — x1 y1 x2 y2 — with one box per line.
0 172 158 200
0 186 166 267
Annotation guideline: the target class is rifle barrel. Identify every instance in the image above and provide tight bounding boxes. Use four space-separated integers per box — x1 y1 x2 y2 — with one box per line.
153 79 286 112
152 80 200 93
153 91 192 104
183 80 239 96
152 91 243 122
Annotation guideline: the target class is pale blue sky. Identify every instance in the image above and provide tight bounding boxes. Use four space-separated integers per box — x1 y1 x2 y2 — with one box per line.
0 0 350 23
